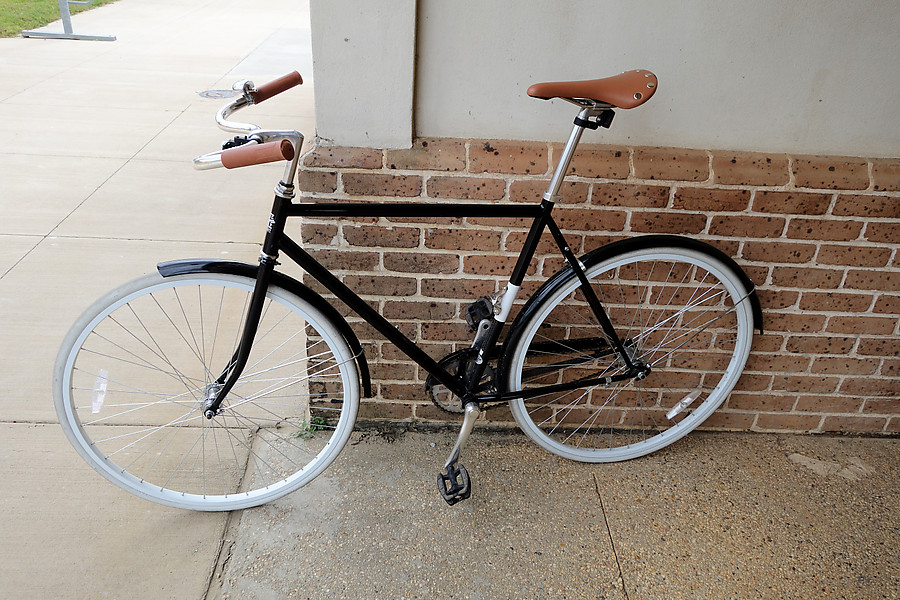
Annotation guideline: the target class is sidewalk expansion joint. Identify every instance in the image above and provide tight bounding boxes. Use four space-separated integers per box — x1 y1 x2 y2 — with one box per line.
593 472 631 600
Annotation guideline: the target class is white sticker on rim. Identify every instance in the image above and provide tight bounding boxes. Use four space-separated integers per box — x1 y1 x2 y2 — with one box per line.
91 369 109 414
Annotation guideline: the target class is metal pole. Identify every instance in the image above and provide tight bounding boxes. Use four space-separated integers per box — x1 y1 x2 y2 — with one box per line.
22 0 116 41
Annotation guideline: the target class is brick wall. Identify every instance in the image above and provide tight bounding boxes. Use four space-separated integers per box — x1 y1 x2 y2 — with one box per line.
297 138 899 435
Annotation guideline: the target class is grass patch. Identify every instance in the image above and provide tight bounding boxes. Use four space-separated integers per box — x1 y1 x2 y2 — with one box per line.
1 0 119 38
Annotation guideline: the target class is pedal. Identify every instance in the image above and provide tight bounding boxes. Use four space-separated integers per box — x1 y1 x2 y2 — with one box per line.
464 297 494 331
437 462 471 506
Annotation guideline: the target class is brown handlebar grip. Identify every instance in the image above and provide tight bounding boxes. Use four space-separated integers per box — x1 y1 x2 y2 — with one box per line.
221 140 295 169
250 71 303 104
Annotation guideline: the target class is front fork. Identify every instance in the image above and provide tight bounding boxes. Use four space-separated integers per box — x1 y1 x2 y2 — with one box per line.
203 184 293 419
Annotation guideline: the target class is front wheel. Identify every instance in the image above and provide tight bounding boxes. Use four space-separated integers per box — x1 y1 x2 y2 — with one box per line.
503 240 755 462
53 272 360 510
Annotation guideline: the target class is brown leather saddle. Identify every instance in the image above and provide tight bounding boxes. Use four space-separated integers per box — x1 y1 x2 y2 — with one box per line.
527 69 658 109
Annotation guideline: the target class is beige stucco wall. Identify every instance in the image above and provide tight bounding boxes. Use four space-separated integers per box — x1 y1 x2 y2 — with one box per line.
311 0 899 156
309 0 416 148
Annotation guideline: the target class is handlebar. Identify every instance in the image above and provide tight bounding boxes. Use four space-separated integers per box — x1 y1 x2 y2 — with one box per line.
250 71 303 104
193 71 305 172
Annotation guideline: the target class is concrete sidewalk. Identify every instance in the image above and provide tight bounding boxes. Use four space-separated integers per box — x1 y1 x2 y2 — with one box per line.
0 1 897 599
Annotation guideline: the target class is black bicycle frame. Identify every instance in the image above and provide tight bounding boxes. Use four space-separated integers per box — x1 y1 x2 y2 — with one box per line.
203 190 640 416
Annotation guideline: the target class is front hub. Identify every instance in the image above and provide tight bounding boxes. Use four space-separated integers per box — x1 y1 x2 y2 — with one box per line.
203 382 224 419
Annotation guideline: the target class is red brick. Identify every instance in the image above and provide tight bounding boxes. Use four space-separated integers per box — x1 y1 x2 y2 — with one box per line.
786 218 863 241
427 176 506 200
709 215 785 238
817 244 891 267
357 401 414 421
785 335 855 355
712 151 790 186
383 252 459 274
385 138 466 172
414 403 460 421
424 228 502 251
421 277 496 300
509 179 589 204
672 187 751 212
565 144 630 179
727 393 796 411
873 294 900 314
880 359 899 377
838 377 899 397
701 238 741 256
770 266 843 289
857 337 900 356
810 357 879 375
301 222 338 245
751 191 832 215
482 404 515 424
591 183 669 208
308 248 379 272
733 373 773 392
298 170 338 193
383 342 452 363
832 194 900 218
744 353 809 372
755 413 822 431
343 225 420 248
798 291 875 312
351 320 415 343
764 312 826 333
421 322 473 342
304 145 382 169
844 270 900 291
505 231 567 257
872 159 900 191
343 172 422 197
698 411 756 430
863 222 897 243
556 208 627 232
820 415 887 433
862 399 900 414
464 254 532 277
755 289 799 310
826 315 897 335
630 211 706 234
751 333 787 352
741 241 815 264
633 147 709 181
791 155 869 190
343 275 417 296
382 300 456 321
371 362 417 381
470 140 549 175
771 374 839 394
795 395 863 413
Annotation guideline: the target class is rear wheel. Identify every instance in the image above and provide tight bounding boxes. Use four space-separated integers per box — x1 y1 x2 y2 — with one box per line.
53 272 359 510
504 242 754 462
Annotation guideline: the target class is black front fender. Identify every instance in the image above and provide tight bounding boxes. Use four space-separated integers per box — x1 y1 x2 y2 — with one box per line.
157 259 372 397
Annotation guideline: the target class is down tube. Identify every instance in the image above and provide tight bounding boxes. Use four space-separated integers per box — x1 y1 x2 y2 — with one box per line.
277 234 467 397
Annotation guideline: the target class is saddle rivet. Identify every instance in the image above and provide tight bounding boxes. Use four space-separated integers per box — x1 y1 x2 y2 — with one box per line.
647 82 655 89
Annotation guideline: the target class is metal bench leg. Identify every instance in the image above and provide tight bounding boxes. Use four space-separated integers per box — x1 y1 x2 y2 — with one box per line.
22 0 116 41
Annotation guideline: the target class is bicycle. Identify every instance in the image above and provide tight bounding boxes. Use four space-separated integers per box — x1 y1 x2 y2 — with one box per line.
53 70 763 511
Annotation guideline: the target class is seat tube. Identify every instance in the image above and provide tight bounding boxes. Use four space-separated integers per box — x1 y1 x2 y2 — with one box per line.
543 107 593 202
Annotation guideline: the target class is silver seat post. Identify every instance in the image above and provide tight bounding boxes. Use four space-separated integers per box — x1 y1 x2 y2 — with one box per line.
543 105 609 202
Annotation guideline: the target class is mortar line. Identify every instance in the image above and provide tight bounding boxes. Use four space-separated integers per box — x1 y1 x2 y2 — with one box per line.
593 472 630 600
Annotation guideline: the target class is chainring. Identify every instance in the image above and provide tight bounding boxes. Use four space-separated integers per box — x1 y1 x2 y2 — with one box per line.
424 349 496 414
